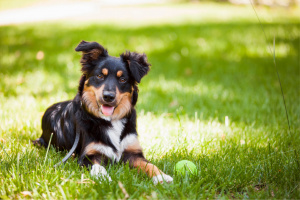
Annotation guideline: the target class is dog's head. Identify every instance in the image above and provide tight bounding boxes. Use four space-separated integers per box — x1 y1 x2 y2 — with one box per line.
75 40 150 121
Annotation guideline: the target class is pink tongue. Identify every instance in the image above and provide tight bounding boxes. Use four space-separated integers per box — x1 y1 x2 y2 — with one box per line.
101 105 114 116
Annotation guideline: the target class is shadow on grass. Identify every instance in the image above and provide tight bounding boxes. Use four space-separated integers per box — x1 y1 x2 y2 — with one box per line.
0 22 299 128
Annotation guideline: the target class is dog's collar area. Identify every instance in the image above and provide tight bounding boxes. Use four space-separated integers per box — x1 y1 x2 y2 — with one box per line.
54 123 80 168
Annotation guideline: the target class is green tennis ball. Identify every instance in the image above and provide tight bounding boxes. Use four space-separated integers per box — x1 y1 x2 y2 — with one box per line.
174 160 198 176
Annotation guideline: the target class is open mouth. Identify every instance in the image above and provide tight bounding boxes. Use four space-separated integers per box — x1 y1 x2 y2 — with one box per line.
100 105 115 116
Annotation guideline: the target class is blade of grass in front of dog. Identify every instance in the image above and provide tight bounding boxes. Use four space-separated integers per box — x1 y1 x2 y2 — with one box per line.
43 133 53 166
58 185 67 200
0 142 11 161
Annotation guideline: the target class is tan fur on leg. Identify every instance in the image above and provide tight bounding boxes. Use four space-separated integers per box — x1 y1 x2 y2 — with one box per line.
132 158 162 178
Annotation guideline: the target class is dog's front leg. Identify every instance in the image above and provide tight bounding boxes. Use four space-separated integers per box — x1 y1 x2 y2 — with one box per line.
90 163 112 182
132 157 173 185
121 136 173 185
80 144 114 182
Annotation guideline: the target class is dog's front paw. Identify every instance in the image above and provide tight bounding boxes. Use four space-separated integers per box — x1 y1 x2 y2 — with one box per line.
90 164 112 182
152 174 173 185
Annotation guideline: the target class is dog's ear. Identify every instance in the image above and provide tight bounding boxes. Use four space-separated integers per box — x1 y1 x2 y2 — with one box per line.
120 51 150 83
131 85 139 106
75 40 108 74
75 40 107 58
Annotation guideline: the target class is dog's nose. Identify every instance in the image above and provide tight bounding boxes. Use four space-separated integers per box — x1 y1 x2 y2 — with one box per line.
103 91 116 102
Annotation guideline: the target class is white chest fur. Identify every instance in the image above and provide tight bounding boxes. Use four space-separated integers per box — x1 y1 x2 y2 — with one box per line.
107 119 126 153
85 119 138 162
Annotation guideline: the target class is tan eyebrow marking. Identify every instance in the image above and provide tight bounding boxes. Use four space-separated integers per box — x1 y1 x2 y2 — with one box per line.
102 68 108 75
117 70 123 77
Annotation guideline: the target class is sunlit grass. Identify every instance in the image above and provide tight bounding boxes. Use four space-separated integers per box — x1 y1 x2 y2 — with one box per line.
0 0 40 11
0 3 299 199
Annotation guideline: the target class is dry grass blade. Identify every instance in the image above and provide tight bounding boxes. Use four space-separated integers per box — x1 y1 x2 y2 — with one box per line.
118 181 129 200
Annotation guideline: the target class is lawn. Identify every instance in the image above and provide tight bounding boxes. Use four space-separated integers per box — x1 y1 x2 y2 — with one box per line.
0 3 299 199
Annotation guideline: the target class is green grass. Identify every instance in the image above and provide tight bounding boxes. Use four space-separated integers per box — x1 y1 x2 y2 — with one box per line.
0 3 300 199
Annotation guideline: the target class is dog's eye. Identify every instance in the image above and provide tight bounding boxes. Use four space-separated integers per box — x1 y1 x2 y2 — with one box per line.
97 74 104 80
119 77 126 83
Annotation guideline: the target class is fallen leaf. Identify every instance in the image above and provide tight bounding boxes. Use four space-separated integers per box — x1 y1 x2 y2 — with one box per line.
184 68 192 76
36 51 44 60
21 191 32 197
271 190 275 197
254 183 266 191
77 179 95 184
221 134 226 140
169 100 178 107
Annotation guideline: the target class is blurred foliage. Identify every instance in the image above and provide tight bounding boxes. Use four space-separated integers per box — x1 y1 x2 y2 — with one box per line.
174 0 298 7
0 0 41 11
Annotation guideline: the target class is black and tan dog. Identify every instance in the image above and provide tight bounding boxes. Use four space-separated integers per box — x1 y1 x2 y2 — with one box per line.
33 41 173 184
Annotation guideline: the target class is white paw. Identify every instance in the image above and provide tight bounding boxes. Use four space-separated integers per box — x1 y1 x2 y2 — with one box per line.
152 174 173 185
90 164 112 182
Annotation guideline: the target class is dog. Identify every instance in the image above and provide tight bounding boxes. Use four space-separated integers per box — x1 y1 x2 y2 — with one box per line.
33 40 173 184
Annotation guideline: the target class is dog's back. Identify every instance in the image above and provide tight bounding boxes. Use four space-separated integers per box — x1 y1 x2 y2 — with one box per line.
37 100 78 152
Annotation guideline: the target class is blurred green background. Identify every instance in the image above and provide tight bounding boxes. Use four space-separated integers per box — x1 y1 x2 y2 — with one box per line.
0 0 299 199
